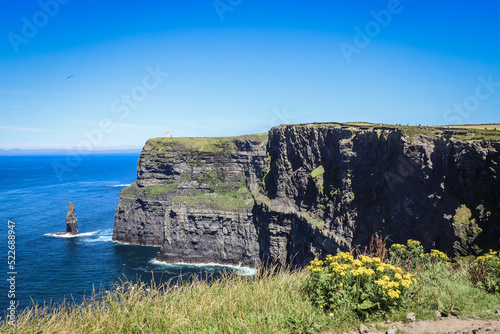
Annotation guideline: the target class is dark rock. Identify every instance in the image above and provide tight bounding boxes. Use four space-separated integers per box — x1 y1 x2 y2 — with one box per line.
112 124 500 267
256 125 500 266
66 201 79 235
113 135 266 266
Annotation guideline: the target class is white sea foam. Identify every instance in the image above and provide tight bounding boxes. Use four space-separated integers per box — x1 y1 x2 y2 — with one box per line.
112 240 160 247
44 231 98 238
44 229 113 241
84 230 113 243
108 184 131 187
149 259 257 276
84 235 113 243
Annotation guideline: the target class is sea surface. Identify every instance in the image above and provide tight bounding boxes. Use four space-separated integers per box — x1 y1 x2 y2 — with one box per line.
0 154 253 316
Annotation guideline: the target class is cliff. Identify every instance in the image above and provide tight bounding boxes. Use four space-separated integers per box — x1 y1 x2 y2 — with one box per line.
113 134 267 267
113 123 500 267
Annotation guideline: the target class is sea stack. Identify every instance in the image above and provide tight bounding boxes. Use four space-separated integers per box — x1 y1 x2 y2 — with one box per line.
66 202 79 235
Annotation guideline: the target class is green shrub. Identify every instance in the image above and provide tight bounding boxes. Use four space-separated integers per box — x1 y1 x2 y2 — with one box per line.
421 249 450 265
470 250 500 294
310 166 325 178
388 239 424 267
389 240 450 270
303 252 416 317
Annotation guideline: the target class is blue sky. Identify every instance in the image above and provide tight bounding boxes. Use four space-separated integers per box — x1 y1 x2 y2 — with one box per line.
1 1 499 150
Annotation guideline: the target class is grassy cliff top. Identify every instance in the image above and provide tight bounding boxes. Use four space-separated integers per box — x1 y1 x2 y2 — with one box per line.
273 122 500 141
143 133 268 153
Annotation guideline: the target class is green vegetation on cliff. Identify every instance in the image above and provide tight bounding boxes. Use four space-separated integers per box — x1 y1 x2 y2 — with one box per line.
277 122 500 141
173 186 254 211
453 204 483 254
143 133 268 154
121 182 138 196
138 133 268 210
310 165 325 178
4 239 500 333
144 183 177 195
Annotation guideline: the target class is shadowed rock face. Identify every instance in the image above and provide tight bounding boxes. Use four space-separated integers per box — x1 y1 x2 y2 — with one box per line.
113 125 500 268
66 201 79 235
257 125 500 266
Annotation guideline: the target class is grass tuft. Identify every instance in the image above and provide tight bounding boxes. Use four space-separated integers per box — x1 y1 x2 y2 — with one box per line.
1 267 334 334
144 183 177 195
2 254 500 333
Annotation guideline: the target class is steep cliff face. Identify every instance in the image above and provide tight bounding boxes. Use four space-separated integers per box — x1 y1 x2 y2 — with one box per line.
113 124 500 268
113 135 267 266
257 124 500 266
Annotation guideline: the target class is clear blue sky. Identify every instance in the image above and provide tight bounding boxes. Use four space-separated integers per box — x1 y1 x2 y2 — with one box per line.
1 1 499 150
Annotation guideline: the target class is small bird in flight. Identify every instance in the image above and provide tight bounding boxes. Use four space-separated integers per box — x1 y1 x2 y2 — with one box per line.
66 75 74 79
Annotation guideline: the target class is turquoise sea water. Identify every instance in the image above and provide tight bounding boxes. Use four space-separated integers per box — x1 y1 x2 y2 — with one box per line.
0 154 252 316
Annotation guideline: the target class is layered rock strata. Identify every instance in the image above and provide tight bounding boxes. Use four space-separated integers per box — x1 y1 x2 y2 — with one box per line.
258 124 499 266
113 124 500 267
113 135 267 267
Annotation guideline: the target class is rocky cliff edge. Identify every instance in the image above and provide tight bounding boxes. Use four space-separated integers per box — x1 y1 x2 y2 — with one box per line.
113 123 500 268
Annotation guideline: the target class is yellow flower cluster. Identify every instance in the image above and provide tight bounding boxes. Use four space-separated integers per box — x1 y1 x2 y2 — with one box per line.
407 239 421 247
475 250 500 265
351 266 375 276
308 251 417 300
306 251 420 313
428 249 450 261
374 272 416 298
307 257 324 272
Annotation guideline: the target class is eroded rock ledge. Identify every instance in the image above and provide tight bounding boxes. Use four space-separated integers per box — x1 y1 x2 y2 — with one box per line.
113 123 500 268
113 134 267 267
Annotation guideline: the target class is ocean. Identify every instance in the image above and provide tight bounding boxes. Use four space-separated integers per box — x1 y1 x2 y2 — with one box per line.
0 154 253 316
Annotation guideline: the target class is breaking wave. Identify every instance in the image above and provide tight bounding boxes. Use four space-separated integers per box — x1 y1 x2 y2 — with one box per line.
45 229 113 243
148 259 257 276
44 231 98 238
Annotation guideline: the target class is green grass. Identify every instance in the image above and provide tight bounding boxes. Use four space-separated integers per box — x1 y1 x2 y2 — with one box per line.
275 122 500 141
144 183 178 195
446 124 500 130
2 256 500 333
143 133 268 154
310 166 325 178
121 182 138 196
344 122 378 127
172 186 254 211
395 124 500 141
411 262 500 319
397 125 440 137
299 211 325 229
1 268 333 334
